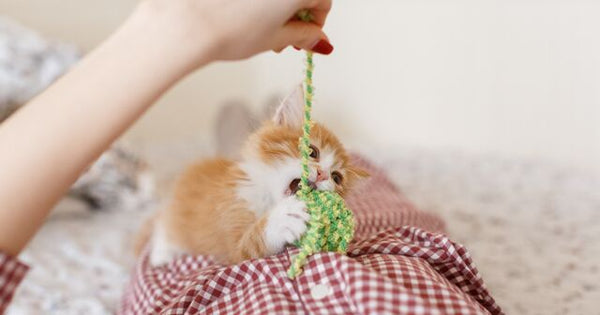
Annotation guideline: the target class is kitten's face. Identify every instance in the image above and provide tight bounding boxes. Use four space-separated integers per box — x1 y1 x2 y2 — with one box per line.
238 85 367 211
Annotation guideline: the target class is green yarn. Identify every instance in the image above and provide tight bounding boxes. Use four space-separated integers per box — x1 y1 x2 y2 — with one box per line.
287 11 355 279
297 9 314 23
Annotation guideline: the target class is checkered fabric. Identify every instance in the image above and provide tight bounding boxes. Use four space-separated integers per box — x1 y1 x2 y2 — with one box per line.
121 157 503 315
0 252 29 314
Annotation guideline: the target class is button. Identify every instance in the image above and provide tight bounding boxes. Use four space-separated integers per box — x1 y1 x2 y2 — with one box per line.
310 283 332 300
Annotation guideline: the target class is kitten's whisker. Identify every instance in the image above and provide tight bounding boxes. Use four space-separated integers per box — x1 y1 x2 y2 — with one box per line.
287 213 305 220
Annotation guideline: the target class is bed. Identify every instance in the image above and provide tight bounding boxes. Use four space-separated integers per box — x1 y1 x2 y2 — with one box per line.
3 17 599 315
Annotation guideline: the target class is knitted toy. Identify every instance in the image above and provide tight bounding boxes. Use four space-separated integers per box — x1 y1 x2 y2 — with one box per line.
287 11 355 279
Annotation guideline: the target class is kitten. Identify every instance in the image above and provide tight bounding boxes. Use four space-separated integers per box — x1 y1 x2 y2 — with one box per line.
136 85 367 266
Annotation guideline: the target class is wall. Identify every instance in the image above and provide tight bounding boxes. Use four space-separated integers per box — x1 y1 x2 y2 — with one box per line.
2 0 599 172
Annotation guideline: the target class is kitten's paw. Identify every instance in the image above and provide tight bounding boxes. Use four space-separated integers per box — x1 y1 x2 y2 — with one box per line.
264 196 309 254
150 247 179 267
149 224 183 266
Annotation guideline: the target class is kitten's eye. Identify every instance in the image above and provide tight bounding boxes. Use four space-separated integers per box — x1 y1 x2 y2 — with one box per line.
331 171 343 185
309 144 320 159
289 178 301 194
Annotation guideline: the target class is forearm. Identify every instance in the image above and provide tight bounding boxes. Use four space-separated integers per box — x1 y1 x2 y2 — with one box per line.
0 0 333 257
0 7 210 256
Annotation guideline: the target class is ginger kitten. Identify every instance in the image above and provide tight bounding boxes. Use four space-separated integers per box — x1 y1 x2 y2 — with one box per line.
137 85 367 266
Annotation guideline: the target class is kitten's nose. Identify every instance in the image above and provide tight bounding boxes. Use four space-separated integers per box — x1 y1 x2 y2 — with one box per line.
316 168 329 182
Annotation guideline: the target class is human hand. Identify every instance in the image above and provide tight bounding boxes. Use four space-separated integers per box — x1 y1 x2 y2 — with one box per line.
0 0 334 257
131 0 333 71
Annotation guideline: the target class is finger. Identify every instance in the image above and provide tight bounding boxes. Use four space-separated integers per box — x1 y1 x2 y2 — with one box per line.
274 21 334 55
295 0 332 26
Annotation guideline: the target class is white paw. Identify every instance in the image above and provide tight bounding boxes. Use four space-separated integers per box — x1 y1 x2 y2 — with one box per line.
149 224 183 266
150 246 179 266
264 196 309 254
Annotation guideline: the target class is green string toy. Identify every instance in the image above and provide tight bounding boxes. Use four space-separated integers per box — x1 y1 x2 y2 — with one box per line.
287 10 355 279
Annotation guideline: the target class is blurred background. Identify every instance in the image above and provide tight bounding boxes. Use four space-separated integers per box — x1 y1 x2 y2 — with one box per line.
3 0 599 173
1 0 599 314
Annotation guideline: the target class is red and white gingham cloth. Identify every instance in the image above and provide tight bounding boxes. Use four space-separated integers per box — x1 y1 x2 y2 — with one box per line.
121 157 503 314
0 252 28 314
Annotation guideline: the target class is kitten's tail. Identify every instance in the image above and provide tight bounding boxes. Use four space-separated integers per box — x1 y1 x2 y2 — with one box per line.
133 214 156 256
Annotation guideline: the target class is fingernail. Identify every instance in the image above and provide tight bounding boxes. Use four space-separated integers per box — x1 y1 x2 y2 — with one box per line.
311 39 334 55
294 46 301 51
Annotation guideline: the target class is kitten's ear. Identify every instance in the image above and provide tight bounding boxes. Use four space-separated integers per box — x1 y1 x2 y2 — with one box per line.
272 84 305 128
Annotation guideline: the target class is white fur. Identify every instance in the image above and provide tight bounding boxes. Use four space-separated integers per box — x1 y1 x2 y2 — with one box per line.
149 85 347 264
236 149 342 212
233 85 347 254
263 196 309 254
316 178 335 191
236 157 302 215
235 152 342 254
236 147 343 211
236 156 311 255
315 150 341 191
149 222 184 266
319 150 338 171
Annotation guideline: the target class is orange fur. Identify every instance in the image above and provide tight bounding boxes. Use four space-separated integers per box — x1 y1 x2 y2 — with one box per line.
155 159 265 263
246 122 366 197
137 94 368 265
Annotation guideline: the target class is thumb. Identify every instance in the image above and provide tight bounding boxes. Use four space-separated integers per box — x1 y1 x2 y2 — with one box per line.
273 21 333 55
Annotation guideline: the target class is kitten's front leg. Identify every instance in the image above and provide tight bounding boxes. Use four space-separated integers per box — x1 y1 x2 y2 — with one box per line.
234 196 308 262
263 196 309 255
149 222 184 266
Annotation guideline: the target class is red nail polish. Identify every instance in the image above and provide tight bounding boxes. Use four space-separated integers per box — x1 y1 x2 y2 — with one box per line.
311 40 334 55
294 46 301 51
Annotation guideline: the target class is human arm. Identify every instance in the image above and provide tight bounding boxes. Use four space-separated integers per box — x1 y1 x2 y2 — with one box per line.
0 0 332 256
